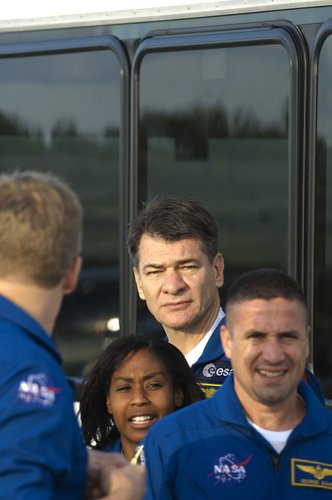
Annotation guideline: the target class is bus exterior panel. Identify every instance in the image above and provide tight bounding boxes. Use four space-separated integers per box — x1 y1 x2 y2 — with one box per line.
0 1 331 403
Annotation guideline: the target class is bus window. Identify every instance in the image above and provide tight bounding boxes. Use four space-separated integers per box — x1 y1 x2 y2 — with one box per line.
315 33 332 398
0 46 122 377
136 39 290 324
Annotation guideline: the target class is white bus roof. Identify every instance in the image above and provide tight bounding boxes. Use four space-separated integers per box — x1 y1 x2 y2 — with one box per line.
0 0 331 32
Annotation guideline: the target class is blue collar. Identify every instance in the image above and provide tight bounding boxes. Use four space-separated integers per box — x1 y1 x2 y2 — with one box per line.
192 316 226 365
213 374 330 437
0 294 61 363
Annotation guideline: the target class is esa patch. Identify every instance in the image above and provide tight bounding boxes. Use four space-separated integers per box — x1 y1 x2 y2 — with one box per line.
292 458 332 491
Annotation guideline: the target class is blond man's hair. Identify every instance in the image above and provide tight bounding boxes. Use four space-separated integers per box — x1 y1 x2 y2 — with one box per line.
0 171 83 288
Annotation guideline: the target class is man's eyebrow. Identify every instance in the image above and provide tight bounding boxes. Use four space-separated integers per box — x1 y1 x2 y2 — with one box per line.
245 329 301 336
142 263 164 271
245 329 266 336
278 330 301 336
177 258 200 265
142 258 200 271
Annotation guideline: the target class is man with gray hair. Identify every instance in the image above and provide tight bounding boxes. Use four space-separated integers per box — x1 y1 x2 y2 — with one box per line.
128 198 229 397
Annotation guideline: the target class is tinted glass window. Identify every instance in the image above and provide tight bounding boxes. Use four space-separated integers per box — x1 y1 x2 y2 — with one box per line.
137 42 289 329
315 35 332 398
0 48 121 377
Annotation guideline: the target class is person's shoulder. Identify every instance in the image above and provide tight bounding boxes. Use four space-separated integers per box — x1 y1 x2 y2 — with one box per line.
326 409 332 422
311 406 332 444
303 369 325 404
300 381 332 434
0 330 64 382
0 338 72 416
0 305 63 380
147 396 215 440
320 403 332 426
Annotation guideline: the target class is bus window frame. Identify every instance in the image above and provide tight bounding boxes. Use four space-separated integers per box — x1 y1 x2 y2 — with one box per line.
309 18 332 387
129 22 308 334
0 34 131 337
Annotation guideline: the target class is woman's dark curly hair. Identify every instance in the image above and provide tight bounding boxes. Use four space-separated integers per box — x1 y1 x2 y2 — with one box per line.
79 334 205 450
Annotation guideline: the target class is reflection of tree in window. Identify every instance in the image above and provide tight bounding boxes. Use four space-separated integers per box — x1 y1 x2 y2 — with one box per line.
52 118 78 137
141 100 287 162
0 110 41 136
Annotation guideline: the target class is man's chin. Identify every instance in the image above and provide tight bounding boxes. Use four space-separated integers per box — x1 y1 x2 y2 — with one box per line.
161 315 194 331
253 388 294 407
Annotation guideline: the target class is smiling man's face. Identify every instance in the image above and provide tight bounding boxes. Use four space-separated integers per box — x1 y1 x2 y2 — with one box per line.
221 297 309 411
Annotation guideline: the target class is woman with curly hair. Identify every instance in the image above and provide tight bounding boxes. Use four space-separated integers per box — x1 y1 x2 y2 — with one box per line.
80 334 204 462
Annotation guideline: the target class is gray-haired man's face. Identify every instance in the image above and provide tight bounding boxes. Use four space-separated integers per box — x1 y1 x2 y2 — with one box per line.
134 234 224 335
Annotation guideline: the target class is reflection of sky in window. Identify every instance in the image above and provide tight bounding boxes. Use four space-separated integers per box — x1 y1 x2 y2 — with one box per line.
318 37 332 266
0 50 121 137
318 38 332 137
140 44 288 127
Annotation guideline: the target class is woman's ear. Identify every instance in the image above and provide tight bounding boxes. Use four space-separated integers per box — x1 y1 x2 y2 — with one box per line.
106 396 112 415
174 387 184 408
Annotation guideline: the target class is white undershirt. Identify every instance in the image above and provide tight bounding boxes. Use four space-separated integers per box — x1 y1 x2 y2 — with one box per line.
248 419 292 454
185 309 225 367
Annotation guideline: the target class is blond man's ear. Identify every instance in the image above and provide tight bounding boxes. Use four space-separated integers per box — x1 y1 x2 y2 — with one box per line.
63 256 82 295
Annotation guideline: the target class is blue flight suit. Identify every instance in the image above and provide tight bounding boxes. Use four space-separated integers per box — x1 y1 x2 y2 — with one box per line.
142 375 332 499
0 295 87 499
190 316 231 397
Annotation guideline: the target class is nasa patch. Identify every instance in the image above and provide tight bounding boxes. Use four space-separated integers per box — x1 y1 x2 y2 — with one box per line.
17 373 62 407
209 453 253 485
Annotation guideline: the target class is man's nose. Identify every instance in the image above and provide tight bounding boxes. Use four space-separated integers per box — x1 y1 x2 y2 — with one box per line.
161 269 186 294
261 337 286 363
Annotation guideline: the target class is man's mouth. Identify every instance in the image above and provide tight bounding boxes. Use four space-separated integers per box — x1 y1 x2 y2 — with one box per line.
163 300 191 308
258 369 286 378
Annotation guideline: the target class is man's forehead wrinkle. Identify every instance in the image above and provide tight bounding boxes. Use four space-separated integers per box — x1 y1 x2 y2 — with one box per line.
139 236 205 267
